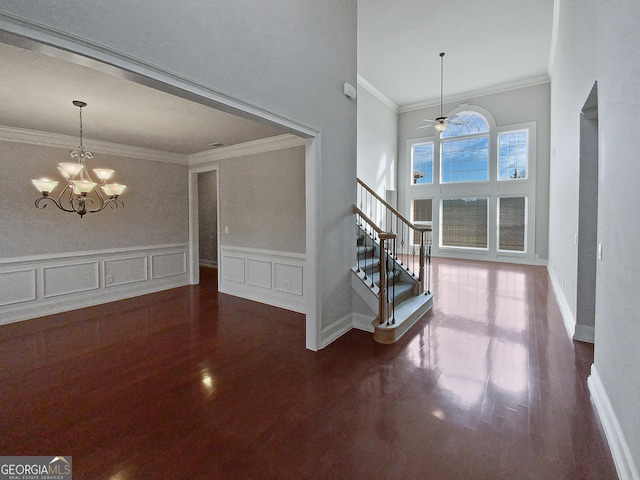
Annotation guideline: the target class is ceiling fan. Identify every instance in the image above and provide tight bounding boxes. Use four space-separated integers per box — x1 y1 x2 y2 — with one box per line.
419 52 466 132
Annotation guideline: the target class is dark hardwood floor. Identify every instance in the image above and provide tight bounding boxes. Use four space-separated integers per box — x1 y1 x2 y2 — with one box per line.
0 260 617 479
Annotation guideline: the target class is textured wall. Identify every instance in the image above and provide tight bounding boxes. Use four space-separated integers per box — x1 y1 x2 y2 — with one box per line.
219 146 305 254
0 140 188 258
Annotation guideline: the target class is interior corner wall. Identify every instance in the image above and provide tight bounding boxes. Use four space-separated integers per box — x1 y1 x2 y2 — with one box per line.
550 0 640 474
397 83 551 262
357 85 398 197
0 1 357 341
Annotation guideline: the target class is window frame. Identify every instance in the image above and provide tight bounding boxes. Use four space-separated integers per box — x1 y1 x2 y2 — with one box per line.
440 112 490 185
497 128 529 181
497 196 528 254
405 109 537 262
410 197 433 247
408 137 435 186
439 196 490 251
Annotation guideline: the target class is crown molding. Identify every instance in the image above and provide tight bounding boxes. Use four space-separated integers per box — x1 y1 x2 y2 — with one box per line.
0 125 306 166
0 125 189 164
188 134 306 165
399 75 551 113
357 75 399 113
0 12 319 141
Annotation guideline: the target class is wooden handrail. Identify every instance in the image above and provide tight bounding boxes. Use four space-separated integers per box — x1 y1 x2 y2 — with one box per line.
354 205 398 324
353 206 390 236
357 178 432 232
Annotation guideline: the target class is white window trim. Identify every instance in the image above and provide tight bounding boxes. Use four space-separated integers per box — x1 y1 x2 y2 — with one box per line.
405 107 538 264
410 197 434 247
497 128 530 182
497 196 529 254
440 111 491 185
439 196 490 252
408 136 435 186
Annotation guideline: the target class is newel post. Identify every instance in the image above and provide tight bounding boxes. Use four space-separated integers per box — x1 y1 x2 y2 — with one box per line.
378 232 395 324
418 229 426 294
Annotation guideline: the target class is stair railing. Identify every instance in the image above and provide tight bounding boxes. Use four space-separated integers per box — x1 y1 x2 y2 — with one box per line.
354 206 397 325
357 178 432 294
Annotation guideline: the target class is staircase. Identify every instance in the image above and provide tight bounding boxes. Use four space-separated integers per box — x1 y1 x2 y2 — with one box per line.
352 179 434 344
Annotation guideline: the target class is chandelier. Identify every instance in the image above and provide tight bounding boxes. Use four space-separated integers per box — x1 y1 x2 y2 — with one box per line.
31 100 126 218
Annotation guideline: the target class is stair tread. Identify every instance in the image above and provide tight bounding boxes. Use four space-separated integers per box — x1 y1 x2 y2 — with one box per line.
369 269 401 284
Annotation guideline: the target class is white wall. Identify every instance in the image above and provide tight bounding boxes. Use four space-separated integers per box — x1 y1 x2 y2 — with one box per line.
0 0 357 348
550 0 640 476
357 83 398 197
397 83 551 263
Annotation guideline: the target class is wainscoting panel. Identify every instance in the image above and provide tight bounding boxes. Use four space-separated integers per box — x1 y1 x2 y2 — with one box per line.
222 256 245 283
274 263 303 296
105 256 148 287
247 259 272 289
43 262 100 298
151 252 187 279
0 244 189 326
220 247 306 313
0 269 36 306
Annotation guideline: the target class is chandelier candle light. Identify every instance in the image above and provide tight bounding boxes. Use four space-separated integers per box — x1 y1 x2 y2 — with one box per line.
32 100 126 218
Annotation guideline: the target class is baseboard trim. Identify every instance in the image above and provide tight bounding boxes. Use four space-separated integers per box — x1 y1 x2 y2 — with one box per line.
0 244 189 325
588 365 640 480
199 259 218 268
0 277 188 326
573 323 595 343
219 246 306 314
547 265 576 339
320 314 353 348
353 313 375 333
219 283 305 314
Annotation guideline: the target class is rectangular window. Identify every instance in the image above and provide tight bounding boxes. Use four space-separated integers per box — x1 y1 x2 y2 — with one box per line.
411 199 433 245
498 197 527 252
498 130 528 180
441 136 489 183
411 142 433 184
441 198 488 249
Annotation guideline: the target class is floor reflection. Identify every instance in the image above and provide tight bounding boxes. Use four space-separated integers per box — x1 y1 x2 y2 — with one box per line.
406 259 532 427
0 261 617 479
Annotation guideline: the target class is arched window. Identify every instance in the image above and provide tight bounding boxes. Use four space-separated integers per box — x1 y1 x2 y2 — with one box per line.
441 111 489 183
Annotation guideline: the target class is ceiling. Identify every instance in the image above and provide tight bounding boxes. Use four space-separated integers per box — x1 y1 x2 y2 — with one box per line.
358 0 555 108
0 41 287 156
0 3 555 152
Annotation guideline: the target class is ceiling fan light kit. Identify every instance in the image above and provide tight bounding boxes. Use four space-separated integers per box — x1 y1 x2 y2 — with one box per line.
419 52 464 132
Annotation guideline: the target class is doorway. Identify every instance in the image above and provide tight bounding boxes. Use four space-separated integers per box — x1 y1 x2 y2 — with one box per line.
575 82 599 343
197 169 219 286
